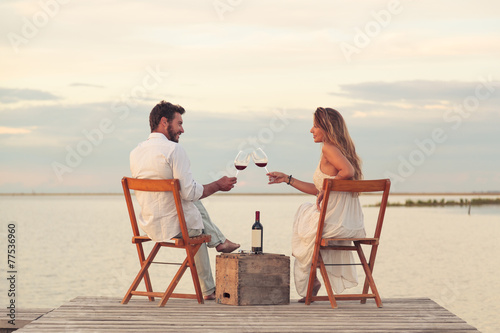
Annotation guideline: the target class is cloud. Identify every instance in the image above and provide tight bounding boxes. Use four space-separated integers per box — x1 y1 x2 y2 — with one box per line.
69 83 105 88
0 87 60 104
332 80 500 104
0 99 499 193
1 0 499 193
0 126 35 134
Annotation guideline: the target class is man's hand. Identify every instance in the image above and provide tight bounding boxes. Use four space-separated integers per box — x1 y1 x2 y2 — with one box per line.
201 176 237 199
217 176 237 192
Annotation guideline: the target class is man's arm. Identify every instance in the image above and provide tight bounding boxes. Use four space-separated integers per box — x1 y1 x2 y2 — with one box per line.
200 176 237 199
171 144 204 201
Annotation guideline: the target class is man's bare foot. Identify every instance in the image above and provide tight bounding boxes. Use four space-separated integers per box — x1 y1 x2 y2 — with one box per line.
216 239 240 253
204 292 216 301
298 278 321 303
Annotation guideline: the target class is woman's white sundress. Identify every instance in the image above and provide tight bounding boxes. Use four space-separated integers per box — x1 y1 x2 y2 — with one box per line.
292 161 366 297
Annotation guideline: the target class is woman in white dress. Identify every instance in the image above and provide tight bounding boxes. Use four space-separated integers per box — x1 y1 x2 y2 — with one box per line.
267 107 365 302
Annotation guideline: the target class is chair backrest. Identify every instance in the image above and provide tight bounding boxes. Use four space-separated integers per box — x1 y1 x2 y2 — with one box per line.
318 179 391 240
121 177 190 241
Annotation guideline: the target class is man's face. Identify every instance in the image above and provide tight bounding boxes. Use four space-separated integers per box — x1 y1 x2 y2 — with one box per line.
166 112 184 143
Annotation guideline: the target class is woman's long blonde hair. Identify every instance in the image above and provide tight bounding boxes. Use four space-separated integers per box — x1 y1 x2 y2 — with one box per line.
314 107 363 180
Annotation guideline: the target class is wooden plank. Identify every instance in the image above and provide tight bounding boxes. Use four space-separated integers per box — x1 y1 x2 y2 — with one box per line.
14 297 479 332
0 308 52 333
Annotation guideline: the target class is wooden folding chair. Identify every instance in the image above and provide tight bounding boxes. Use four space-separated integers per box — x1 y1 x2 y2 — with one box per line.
120 177 211 307
305 178 391 308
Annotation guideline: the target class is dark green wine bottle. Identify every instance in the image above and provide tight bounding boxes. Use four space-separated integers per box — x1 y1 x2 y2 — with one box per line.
252 211 263 254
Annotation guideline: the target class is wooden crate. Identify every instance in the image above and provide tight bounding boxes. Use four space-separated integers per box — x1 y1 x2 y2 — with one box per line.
215 253 290 306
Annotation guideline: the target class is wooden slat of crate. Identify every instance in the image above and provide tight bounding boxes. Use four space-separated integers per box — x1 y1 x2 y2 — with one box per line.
216 253 290 306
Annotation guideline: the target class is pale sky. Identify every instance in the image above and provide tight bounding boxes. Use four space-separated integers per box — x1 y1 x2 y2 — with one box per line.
1 0 499 193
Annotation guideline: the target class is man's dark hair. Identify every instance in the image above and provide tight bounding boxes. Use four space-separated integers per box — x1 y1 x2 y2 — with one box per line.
149 101 185 132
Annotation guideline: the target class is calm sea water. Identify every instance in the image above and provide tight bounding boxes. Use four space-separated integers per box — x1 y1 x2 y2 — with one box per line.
1 193 499 332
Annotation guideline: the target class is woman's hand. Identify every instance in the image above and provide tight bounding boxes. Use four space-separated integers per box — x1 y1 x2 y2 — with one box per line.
267 173 318 196
267 172 288 184
316 190 325 211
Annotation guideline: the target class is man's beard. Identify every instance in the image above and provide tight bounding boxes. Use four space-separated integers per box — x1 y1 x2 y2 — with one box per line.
167 124 180 143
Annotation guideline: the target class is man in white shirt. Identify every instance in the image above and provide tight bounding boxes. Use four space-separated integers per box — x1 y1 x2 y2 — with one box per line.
130 101 240 300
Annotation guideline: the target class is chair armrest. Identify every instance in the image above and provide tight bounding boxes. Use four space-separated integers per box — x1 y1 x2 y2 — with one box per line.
169 234 212 246
132 235 152 244
187 234 211 245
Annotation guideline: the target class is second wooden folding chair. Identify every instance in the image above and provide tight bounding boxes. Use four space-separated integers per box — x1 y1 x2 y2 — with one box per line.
304 178 391 308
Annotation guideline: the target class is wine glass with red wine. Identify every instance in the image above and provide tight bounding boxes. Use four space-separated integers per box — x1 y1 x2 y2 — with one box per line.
234 151 250 177
251 148 270 174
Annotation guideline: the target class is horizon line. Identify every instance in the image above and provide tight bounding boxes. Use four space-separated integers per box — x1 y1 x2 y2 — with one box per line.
1 192 500 196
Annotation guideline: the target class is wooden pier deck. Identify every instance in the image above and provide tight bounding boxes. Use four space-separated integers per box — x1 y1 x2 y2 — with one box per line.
12 296 479 332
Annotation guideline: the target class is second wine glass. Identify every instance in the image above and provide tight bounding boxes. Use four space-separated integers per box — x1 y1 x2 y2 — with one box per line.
252 148 270 173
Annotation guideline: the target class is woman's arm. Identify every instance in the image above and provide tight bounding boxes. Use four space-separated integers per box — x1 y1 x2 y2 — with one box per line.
322 143 354 180
267 171 317 195
315 144 355 210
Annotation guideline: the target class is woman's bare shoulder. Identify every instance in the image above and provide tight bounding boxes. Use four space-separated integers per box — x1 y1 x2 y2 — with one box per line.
321 142 341 155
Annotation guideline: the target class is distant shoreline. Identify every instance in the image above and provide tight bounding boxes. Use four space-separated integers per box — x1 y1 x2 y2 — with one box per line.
1 192 499 196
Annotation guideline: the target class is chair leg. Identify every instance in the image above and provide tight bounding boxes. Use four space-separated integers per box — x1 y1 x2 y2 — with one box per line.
361 244 378 305
355 242 382 307
143 271 154 302
306 238 324 306
158 243 204 307
158 257 190 306
122 243 162 304
317 253 337 309
360 277 370 304
305 257 319 305
135 243 155 302
185 244 205 304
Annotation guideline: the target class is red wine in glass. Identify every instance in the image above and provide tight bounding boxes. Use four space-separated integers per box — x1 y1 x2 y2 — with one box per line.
234 151 250 177
252 148 271 174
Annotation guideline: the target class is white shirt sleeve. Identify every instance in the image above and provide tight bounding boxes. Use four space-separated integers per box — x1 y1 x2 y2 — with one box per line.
170 144 203 201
